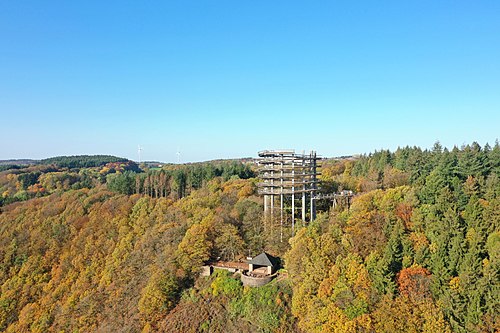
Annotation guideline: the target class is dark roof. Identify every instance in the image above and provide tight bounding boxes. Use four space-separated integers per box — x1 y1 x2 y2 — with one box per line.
248 252 278 267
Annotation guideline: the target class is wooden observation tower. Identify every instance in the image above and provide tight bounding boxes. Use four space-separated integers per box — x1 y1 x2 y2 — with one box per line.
257 150 321 241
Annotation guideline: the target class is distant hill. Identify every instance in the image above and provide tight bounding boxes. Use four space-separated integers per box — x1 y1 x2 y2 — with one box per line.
40 155 129 168
0 155 131 169
0 159 38 166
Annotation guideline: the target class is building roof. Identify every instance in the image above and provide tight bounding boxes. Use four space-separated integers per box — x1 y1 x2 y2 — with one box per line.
248 252 278 267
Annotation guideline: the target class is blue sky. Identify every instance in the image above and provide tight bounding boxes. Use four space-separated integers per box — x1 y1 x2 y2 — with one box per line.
1 1 499 162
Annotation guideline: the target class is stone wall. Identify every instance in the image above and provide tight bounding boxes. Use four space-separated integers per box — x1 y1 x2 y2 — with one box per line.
241 272 273 287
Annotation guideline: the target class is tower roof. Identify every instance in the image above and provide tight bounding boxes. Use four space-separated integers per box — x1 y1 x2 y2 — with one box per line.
248 252 278 267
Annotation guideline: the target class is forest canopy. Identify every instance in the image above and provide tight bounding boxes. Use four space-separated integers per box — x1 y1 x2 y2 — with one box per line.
0 142 498 332
39 155 130 168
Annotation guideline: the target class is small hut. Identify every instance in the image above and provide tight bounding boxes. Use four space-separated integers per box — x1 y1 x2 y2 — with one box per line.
248 252 278 275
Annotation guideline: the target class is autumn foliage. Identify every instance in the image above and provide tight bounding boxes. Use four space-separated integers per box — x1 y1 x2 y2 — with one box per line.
1 142 499 332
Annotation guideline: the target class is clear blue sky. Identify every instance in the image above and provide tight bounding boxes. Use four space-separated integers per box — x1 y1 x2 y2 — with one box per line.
1 1 499 162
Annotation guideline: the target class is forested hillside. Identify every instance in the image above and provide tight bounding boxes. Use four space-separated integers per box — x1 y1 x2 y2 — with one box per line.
291 142 499 333
0 142 498 332
0 158 253 206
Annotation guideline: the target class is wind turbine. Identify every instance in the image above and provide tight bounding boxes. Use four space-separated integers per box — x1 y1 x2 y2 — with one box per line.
138 145 143 163
176 147 181 164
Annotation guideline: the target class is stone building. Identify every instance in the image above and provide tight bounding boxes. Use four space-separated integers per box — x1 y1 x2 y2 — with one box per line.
247 252 278 275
